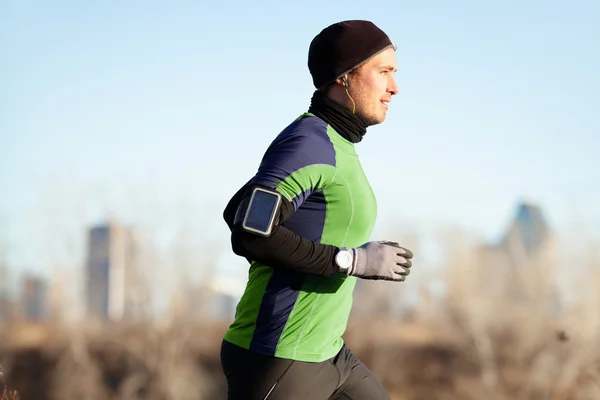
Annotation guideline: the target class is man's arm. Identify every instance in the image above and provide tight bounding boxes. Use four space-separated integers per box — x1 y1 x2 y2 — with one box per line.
223 178 251 231
229 184 340 276
224 124 341 277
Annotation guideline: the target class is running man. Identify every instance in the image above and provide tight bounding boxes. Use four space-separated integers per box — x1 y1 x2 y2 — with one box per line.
220 20 414 400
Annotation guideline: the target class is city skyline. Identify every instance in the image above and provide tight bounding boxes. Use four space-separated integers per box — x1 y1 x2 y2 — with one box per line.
0 198 585 322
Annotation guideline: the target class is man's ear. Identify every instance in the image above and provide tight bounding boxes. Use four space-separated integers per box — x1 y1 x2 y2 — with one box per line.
335 75 348 87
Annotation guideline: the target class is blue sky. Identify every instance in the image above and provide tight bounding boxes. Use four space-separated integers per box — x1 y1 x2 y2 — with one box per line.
1 0 599 287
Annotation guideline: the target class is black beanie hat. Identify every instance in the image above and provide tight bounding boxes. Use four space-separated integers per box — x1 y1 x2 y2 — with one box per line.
308 20 394 89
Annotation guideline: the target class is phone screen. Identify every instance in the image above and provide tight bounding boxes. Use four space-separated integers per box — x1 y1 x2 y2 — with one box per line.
245 190 279 233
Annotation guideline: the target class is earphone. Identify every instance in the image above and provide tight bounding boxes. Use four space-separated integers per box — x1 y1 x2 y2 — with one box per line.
340 75 356 114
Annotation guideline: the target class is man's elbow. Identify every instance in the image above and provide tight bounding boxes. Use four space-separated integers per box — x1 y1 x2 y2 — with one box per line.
230 228 258 259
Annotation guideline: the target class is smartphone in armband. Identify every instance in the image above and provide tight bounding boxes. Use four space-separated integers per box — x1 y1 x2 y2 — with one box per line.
241 187 282 237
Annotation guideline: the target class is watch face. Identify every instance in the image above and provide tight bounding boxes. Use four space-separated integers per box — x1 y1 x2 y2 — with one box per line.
336 250 353 269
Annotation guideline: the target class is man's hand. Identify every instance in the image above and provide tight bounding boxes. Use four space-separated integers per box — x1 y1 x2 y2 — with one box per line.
346 241 413 281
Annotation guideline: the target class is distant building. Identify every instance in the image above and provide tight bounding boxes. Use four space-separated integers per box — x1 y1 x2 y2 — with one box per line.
0 266 9 321
0 295 12 322
206 276 244 320
0 262 12 321
20 275 48 321
478 201 560 312
85 219 147 321
500 201 552 259
177 275 244 321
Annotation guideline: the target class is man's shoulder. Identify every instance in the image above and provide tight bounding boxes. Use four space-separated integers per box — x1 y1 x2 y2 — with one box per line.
260 113 337 170
274 113 332 145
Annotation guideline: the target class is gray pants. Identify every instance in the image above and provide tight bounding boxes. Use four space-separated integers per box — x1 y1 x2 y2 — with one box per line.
220 339 391 400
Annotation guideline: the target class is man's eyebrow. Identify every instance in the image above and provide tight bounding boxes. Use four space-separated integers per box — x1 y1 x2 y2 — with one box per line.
380 65 397 72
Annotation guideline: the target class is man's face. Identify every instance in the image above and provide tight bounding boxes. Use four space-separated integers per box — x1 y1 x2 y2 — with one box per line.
346 47 399 126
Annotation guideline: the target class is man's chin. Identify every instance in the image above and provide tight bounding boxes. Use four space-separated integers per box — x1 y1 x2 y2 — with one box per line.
364 115 386 126
356 109 386 126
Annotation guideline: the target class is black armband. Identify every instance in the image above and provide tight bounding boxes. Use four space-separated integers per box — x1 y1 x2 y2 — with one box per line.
234 187 282 237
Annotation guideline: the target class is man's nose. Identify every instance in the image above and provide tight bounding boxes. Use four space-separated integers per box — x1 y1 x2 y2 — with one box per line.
388 76 399 95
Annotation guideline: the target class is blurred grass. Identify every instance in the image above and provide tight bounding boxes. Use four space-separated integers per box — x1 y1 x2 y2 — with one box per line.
1 363 20 400
1 316 598 400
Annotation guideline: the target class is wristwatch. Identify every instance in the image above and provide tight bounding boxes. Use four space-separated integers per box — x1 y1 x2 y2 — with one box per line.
335 248 354 274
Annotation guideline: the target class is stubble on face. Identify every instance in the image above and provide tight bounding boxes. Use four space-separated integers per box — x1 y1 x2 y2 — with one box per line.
345 47 398 126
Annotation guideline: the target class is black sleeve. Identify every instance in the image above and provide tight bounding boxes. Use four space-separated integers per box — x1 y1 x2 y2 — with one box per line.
223 178 251 231
223 182 340 277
